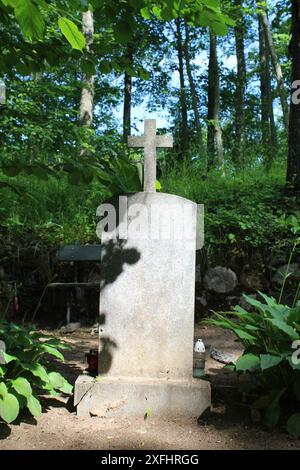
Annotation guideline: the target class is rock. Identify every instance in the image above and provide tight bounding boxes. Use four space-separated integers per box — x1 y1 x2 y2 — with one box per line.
60 322 81 333
204 267 237 294
240 265 265 292
210 347 236 365
272 263 300 286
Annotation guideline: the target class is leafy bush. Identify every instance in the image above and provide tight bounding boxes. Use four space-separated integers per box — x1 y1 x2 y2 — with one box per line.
162 163 300 255
207 293 300 437
0 322 72 424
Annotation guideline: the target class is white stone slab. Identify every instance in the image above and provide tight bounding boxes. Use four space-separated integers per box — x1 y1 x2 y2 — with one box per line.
75 375 211 419
98 192 197 380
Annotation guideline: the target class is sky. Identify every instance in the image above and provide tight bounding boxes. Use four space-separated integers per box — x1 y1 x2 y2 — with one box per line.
115 51 239 135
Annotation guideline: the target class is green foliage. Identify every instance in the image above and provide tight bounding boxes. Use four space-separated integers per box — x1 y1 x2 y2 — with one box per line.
1 0 86 50
140 0 235 35
0 321 72 424
162 163 300 255
206 292 300 435
58 17 85 51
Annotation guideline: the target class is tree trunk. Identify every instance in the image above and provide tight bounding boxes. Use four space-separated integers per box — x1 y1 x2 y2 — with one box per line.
233 0 246 168
175 17 189 158
183 17 204 156
266 42 278 158
123 48 133 142
258 2 289 132
258 15 271 161
268 83 277 149
79 10 94 128
286 0 300 197
207 32 224 173
258 14 277 167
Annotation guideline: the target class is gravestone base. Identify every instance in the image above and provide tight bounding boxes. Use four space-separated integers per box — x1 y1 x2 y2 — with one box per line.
74 375 211 419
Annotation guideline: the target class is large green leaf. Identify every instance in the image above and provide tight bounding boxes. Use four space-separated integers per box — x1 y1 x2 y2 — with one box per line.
11 377 32 399
3 352 17 364
242 294 268 314
58 17 85 51
288 306 300 325
41 344 64 361
260 354 283 371
235 354 260 372
27 394 42 417
268 319 299 340
0 381 8 400
234 329 257 342
0 392 19 423
59 381 73 395
14 0 45 41
25 363 49 384
211 21 227 36
48 372 65 389
48 372 73 394
287 413 300 437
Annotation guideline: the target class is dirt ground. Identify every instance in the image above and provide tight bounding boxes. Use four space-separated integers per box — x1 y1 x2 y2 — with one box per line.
0 325 299 450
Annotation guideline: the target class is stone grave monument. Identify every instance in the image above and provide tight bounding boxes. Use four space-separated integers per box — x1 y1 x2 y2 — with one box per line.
74 119 211 418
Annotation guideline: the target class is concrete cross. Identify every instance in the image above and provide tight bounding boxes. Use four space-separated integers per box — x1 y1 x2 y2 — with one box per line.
128 119 173 192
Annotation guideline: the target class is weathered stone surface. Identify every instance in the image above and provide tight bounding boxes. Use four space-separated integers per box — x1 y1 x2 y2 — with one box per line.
99 192 197 379
75 375 211 419
272 263 300 285
204 267 237 294
128 119 173 192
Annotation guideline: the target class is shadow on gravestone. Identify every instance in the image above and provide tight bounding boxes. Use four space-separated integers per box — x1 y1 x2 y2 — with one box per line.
98 233 141 373
98 334 118 374
99 239 141 291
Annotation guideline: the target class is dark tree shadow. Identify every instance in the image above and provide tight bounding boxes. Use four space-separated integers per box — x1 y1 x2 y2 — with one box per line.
0 423 11 439
98 336 118 374
100 238 140 291
97 197 141 372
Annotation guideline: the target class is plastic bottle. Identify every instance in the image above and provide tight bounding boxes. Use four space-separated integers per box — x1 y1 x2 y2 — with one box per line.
193 338 206 378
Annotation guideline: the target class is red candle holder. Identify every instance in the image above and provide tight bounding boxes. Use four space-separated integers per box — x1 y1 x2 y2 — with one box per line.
86 349 98 375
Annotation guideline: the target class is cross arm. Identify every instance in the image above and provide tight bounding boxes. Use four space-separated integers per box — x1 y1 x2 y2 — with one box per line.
128 136 146 148
156 135 173 148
